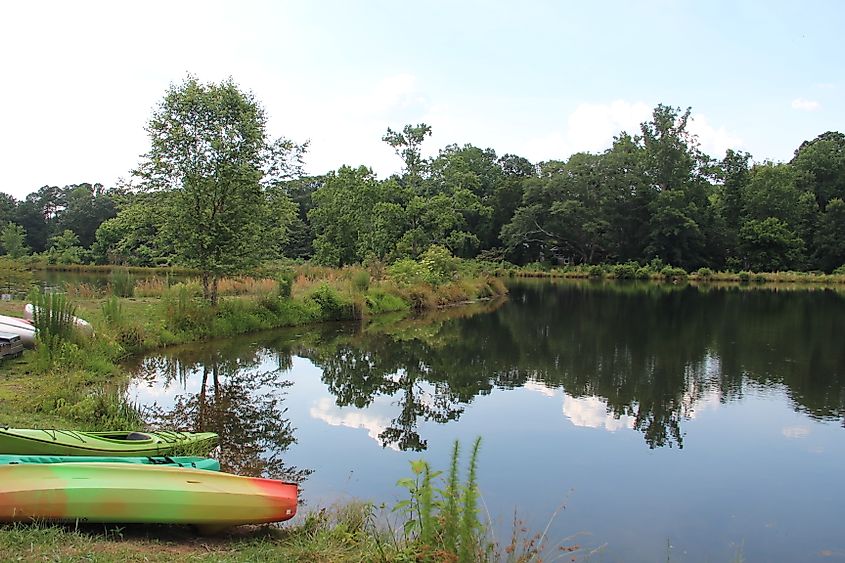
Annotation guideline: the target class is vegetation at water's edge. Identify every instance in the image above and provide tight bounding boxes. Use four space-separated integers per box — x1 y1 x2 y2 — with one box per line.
0 254 505 429
0 437 566 562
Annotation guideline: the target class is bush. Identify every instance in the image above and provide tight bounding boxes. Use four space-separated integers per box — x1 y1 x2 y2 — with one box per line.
109 267 135 297
276 270 295 299
308 283 353 320
611 262 639 280
388 259 427 286
586 265 604 279
393 438 487 561
351 269 370 293
738 271 751 283
695 267 714 280
101 296 123 326
660 266 687 281
419 245 459 285
161 283 213 333
833 265 845 276
635 266 653 280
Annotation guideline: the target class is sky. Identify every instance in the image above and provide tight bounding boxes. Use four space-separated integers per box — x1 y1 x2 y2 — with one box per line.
1 0 843 200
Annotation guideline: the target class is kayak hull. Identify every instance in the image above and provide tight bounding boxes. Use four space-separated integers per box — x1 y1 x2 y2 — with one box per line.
0 315 35 347
0 429 218 457
0 464 297 527
0 455 220 471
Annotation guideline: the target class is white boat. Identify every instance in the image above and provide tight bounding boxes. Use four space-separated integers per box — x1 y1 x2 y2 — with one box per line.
23 304 94 336
0 315 36 347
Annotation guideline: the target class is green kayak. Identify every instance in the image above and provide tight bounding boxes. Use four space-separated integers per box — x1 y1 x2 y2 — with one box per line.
0 455 220 471
0 428 217 457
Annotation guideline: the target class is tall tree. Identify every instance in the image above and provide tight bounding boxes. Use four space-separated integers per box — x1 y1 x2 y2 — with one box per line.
138 76 303 303
791 131 845 209
382 123 432 190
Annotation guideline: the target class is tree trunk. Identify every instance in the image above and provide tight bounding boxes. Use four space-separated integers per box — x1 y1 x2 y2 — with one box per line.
211 276 219 306
202 272 210 302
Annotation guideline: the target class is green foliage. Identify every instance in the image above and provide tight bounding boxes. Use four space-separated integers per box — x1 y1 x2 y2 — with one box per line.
696 267 714 279
351 269 371 293
393 437 488 562
739 217 805 272
611 261 639 280
308 283 353 320
161 283 213 333
140 76 304 304
1 222 30 258
101 296 124 325
56 388 143 430
419 244 458 284
47 229 87 265
29 289 79 359
660 265 688 281
109 267 135 297
587 264 604 279
388 258 428 286
276 269 295 299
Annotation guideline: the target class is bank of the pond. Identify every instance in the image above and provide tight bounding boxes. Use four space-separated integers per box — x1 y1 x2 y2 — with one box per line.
0 263 506 425
500 261 845 285
0 267 520 560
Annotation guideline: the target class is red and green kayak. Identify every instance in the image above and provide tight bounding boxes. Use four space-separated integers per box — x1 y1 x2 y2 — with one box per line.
0 428 217 456
0 455 220 471
0 463 297 530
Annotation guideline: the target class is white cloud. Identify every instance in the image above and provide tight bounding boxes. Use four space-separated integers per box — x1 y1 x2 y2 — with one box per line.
688 113 744 157
791 98 821 111
524 380 557 398
782 425 811 439
309 397 398 450
562 395 635 432
521 100 651 162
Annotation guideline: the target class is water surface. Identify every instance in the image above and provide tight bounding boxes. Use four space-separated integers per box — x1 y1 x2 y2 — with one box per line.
127 281 845 562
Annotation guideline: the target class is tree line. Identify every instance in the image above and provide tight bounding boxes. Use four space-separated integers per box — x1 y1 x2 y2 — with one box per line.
2 78 844 278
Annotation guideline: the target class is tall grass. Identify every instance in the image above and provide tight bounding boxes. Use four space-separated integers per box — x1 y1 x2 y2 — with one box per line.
393 436 489 562
29 289 78 357
109 267 135 297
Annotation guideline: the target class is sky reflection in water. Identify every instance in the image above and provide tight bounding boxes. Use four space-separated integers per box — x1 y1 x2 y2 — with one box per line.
127 281 845 562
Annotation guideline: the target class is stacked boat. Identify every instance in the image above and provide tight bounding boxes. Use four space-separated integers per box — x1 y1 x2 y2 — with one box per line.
0 427 298 531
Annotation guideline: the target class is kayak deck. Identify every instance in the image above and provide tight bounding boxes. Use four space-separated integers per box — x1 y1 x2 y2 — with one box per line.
0 428 218 456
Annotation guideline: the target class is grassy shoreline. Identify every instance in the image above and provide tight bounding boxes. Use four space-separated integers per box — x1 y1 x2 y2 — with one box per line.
0 262 520 561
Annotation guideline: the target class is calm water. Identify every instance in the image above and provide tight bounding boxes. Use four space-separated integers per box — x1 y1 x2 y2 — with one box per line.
126 281 845 562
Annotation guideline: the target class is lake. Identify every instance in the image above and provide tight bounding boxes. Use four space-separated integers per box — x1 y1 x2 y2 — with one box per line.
126 280 845 562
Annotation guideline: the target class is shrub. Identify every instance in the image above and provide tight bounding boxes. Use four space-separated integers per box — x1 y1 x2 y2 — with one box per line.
109 267 135 297
388 259 427 286
276 270 295 299
161 283 213 333
738 271 751 283
635 266 653 280
393 437 488 561
660 265 687 281
833 265 845 276
308 283 352 320
351 269 371 293
101 296 124 326
586 264 604 279
420 245 459 285
29 289 79 362
611 261 639 280
695 267 714 280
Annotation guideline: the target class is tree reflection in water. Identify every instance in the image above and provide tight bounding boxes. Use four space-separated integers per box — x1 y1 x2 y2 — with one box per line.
129 283 845 455
134 339 310 483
